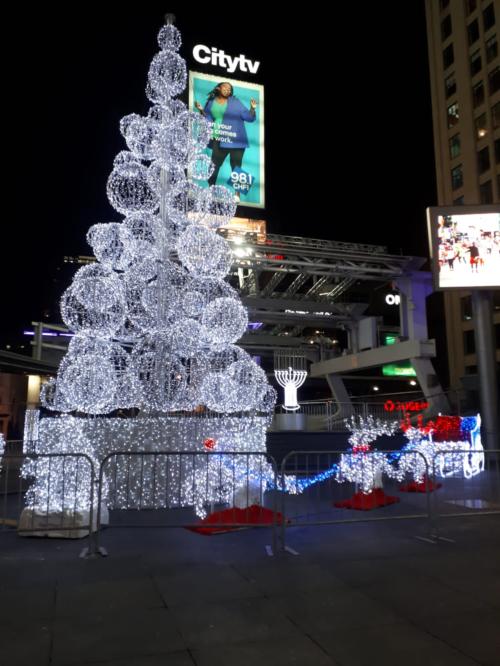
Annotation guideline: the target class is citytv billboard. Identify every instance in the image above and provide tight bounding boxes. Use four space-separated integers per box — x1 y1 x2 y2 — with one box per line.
427 205 500 290
189 71 265 208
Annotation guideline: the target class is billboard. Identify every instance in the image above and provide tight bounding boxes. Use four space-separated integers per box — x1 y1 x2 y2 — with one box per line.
189 71 265 208
427 205 500 290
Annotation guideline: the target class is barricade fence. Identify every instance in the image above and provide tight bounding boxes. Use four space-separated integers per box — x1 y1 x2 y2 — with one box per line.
279 450 435 544
93 451 281 554
0 451 95 554
1 443 499 556
430 448 500 525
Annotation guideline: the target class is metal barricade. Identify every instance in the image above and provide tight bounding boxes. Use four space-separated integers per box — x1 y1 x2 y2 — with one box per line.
431 448 500 529
0 450 96 555
279 449 434 549
93 451 281 555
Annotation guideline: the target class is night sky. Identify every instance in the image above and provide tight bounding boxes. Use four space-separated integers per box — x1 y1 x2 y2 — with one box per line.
4 5 437 349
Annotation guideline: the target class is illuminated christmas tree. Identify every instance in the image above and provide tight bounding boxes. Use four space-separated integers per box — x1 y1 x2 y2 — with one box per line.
22 17 276 528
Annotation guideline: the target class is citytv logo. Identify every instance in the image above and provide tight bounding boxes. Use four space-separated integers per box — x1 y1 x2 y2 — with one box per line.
193 45 260 74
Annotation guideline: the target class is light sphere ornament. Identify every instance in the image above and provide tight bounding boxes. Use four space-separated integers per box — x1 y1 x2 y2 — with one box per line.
131 336 187 411
188 111 212 153
141 278 182 328
200 372 240 413
107 154 159 215
183 182 211 225
147 161 186 198
257 385 278 413
147 50 187 104
182 290 205 318
120 113 160 162
157 23 182 52
227 359 268 408
134 261 188 331
70 264 125 312
208 344 251 372
202 297 248 346
170 319 209 357
121 213 167 261
183 277 237 318
160 111 210 160
176 225 232 278
61 269 126 338
56 349 122 415
147 104 173 126
189 153 215 182
40 377 72 413
205 185 237 228
87 223 133 270
125 256 160 284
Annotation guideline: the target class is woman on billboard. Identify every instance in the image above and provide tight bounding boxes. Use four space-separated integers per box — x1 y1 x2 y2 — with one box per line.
194 82 257 199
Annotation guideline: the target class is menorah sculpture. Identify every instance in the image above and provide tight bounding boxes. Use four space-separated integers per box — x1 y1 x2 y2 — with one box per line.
274 352 307 411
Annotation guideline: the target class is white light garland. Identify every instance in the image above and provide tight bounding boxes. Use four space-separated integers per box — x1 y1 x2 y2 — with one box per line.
23 414 272 518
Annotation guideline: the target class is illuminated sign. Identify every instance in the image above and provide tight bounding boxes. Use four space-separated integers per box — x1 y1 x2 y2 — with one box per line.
189 71 265 208
381 332 416 376
193 45 260 74
382 364 417 377
384 400 429 413
385 294 400 305
427 205 500 290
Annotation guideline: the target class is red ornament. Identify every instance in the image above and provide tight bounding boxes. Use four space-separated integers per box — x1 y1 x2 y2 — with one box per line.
203 438 216 450
352 444 371 453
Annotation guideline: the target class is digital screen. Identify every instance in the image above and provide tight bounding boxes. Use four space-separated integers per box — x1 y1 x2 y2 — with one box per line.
189 71 265 208
427 207 500 290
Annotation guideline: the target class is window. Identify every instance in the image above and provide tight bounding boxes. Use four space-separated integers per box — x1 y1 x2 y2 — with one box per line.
468 19 480 45
486 35 498 63
470 50 482 76
480 180 493 203
451 164 463 190
493 102 500 128
472 80 485 107
478 146 490 172
495 138 500 163
443 43 454 69
445 74 456 98
447 102 460 127
441 14 452 40
475 113 488 138
453 196 465 205
488 66 500 94
449 134 461 159
464 330 476 355
466 0 477 16
461 296 472 321
483 3 496 32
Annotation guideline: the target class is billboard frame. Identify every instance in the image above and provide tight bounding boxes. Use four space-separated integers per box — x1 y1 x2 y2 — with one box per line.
426 204 500 291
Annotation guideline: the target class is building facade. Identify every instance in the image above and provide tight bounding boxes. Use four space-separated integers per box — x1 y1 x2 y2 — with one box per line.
425 0 500 391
